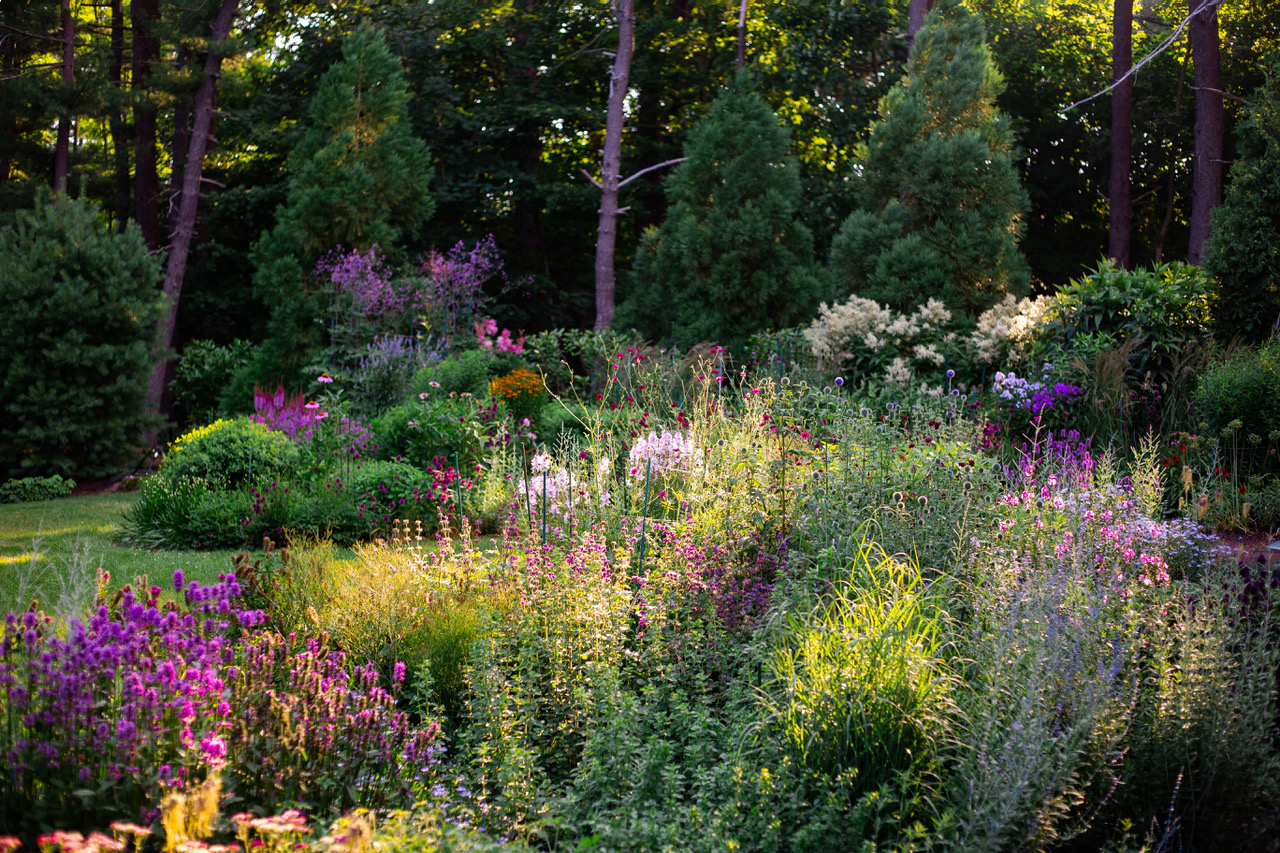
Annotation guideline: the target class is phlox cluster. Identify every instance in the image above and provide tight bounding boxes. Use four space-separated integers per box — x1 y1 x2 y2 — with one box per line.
992 367 1083 413
627 429 701 478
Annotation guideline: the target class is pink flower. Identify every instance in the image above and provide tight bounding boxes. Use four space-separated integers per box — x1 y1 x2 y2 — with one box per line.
317 373 334 384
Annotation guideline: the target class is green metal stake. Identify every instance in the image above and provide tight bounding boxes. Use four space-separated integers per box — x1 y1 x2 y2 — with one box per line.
454 451 463 529
638 457 652 575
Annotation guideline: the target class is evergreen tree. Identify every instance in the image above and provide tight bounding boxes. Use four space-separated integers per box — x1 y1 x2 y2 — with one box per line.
1204 63 1280 342
252 22 432 378
829 0 1029 314
0 194 162 478
619 71 822 351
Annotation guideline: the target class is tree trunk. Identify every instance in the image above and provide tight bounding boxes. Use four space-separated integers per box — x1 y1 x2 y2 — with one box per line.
736 0 748 68
593 0 635 331
907 0 934 61
53 0 74 194
144 0 241 438
1154 42 1191 263
109 0 130 231
168 48 193 233
1107 0 1133 267
132 0 163 250
1188 0 1223 265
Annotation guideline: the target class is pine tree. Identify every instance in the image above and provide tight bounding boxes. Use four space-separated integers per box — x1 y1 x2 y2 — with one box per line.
252 22 433 377
619 71 821 351
0 194 162 478
829 0 1029 315
1204 63 1280 342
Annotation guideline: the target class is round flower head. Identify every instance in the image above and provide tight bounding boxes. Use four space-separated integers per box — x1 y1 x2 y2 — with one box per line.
945 369 956 378
834 376 845 386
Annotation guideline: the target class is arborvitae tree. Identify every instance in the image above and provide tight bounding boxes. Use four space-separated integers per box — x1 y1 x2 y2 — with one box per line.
1204 63 1280 342
618 72 822 351
829 0 1029 314
252 22 432 378
0 194 162 478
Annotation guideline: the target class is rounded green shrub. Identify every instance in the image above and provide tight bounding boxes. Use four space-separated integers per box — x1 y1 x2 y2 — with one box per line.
1195 337 1280 438
0 193 163 479
161 418 301 487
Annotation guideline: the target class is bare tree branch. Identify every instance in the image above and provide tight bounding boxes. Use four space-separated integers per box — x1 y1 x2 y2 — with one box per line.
617 157 687 188
1061 0 1219 113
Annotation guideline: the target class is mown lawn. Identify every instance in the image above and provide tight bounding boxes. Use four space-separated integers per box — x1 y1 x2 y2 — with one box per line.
0 493 258 613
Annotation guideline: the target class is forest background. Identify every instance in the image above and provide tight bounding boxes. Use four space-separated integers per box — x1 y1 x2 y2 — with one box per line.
2 0 1278 433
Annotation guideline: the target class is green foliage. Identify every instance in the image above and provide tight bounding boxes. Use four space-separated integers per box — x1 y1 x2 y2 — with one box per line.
830 0 1030 314
620 71 823 350
172 339 255 427
1205 62 1280 342
372 398 488 470
0 475 75 504
1195 337 1280 439
1030 260 1215 388
760 546 953 789
0 194 163 479
161 418 301 488
253 22 433 377
413 350 494 397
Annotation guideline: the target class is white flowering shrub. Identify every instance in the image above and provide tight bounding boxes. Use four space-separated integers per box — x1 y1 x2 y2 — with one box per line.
968 293 1051 366
804 296 968 391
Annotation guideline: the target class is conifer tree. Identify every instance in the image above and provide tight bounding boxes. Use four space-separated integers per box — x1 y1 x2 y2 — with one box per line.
829 0 1029 314
619 71 821 350
253 22 432 377
1204 63 1280 342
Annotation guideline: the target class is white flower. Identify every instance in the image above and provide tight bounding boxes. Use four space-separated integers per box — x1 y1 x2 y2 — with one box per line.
531 452 552 473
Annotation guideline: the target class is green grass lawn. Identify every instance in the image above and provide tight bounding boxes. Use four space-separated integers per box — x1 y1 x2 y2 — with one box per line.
0 492 258 616
0 492 501 619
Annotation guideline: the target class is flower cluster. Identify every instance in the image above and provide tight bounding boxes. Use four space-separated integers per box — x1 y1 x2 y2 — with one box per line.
252 383 326 442
969 293 1050 365
475 319 526 354
0 571 264 828
992 368 1083 413
318 246 401 318
227 631 440 814
628 429 701 478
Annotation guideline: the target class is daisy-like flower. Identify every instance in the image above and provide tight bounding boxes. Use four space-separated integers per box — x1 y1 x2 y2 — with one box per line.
429 381 441 388
317 373 334 384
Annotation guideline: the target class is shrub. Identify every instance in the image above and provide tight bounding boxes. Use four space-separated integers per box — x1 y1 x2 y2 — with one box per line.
412 349 493 397
0 475 75 504
1029 260 1215 390
161 418 300 487
372 395 494 470
803 295 972 393
171 339 254 428
1194 337 1280 439
0 193 163 479
347 459 462 533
